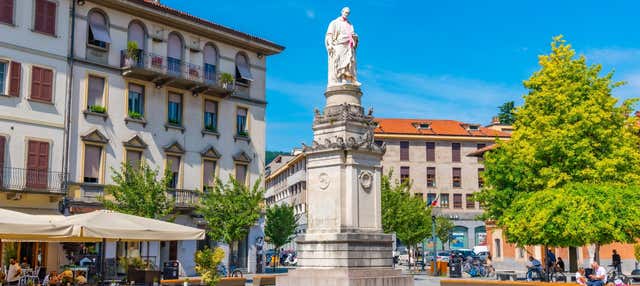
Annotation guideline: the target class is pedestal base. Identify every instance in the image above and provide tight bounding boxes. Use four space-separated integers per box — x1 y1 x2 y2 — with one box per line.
276 268 414 286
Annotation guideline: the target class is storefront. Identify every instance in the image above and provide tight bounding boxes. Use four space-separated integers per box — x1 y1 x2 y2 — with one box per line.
450 226 469 249
475 226 487 246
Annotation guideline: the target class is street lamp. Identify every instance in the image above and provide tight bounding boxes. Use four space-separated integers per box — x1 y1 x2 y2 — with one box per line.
431 215 437 276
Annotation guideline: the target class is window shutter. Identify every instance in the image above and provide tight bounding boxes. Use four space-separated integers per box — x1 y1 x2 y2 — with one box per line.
41 68 53 101
0 0 13 24
45 0 56 35
38 141 49 171
426 142 435 161
34 0 45 32
452 143 461 162
8 61 21 97
31 67 42 100
400 141 409 161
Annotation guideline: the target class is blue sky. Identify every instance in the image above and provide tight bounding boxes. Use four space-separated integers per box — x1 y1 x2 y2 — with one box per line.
162 0 640 151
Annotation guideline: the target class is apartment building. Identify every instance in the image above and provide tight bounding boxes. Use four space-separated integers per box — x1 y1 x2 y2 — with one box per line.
264 150 307 250
374 118 511 250
0 0 71 270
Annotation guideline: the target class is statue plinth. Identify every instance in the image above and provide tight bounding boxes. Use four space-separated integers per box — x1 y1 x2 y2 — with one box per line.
277 84 413 286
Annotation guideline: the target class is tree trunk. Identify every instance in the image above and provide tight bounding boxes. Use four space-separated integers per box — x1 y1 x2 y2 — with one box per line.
407 245 412 272
595 244 600 264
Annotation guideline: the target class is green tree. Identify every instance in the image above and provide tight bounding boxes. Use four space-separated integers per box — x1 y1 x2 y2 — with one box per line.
381 173 431 271
435 216 454 250
477 36 640 249
497 101 516 125
264 203 298 269
195 247 225 286
198 176 265 267
101 162 174 219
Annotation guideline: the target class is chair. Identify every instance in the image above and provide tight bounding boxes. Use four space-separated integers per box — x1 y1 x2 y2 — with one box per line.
18 275 39 286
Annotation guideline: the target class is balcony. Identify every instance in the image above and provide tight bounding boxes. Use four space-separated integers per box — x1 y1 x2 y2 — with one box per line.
0 167 67 195
120 50 235 97
71 185 201 210
167 189 200 209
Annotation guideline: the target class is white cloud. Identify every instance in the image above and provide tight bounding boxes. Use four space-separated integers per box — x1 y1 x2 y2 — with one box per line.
583 48 640 66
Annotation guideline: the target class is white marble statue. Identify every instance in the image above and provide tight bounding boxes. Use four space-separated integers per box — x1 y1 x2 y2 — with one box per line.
326 7 360 86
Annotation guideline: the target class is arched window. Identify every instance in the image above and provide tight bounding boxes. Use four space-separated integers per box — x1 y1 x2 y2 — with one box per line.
235 53 253 85
127 21 146 51
87 10 111 49
203 44 218 82
167 32 183 74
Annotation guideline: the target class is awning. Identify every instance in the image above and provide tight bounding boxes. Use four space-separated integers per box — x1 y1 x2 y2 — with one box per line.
236 56 253 81
0 208 76 240
89 22 112 44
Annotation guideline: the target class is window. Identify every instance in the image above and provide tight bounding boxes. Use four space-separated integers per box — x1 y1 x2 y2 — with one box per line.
0 136 5 187
7 61 21 97
87 75 105 110
236 107 248 136
235 164 247 185
127 21 145 66
426 167 436 187
127 83 144 118
204 99 218 132
167 32 183 75
203 44 217 83
453 194 463 209
374 140 383 147
400 166 410 183
87 11 111 49
466 194 475 209
83 144 102 183
440 193 449 208
452 143 461 162
414 193 423 200
400 141 409 161
427 193 436 206
167 92 182 126
0 0 14 25
235 53 253 85
426 142 435 162
452 167 461 188
203 159 216 191
478 168 484 188
30 66 53 102
494 239 502 258
126 149 142 168
26 140 49 189
167 155 180 188
0 61 6 94
34 0 56 35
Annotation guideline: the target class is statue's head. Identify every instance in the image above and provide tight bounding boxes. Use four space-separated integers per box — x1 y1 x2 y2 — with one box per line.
341 7 350 18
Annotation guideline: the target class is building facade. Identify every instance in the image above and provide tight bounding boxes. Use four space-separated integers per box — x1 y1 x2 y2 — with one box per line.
264 151 307 250
0 0 72 271
0 0 282 275
374 118 511 250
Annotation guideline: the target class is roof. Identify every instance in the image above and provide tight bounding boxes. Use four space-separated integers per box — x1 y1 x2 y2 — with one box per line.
265 153 305 181
129 0 285 53
467 144 499 157
374 118 512 138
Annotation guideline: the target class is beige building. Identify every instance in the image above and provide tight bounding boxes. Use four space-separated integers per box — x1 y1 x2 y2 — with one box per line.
264 150 307 250
0 0 71 270
374 118 511 249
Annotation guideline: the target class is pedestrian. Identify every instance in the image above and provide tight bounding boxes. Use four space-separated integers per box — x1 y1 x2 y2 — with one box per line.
576 267 587 286
546 248 557 270
588 261 607 286
557 257 565 272
7 258 21 285
612 250 622 274
526 256 543 281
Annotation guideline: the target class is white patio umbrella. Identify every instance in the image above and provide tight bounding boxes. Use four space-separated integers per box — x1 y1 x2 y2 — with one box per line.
0 208 76 240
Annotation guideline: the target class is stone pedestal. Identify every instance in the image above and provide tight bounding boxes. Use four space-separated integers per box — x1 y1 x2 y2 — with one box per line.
277 85 413 286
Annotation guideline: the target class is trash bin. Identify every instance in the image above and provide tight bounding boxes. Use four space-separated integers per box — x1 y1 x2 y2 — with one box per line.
438 261 448 276
449 261 462 278
163 261 179 280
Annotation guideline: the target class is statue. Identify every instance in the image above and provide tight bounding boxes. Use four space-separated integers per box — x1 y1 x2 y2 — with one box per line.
326 7 360 87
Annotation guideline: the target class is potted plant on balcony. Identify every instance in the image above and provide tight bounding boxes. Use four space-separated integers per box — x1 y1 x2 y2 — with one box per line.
128 111 143 120
204 123 217 133
125 41 139 67
220 72 234 91
89 105 107 114
237 130 249 137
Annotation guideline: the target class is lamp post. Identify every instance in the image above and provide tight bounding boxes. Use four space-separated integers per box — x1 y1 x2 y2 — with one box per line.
431 215 437 276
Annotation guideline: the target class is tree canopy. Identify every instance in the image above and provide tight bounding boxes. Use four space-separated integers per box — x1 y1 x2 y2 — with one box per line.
477 36 640 247
497 101 516 125
264 203 298 252
435 216 455 250
102 162 174 219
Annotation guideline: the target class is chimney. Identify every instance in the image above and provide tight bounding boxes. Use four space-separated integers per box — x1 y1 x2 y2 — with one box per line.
491 116 500 125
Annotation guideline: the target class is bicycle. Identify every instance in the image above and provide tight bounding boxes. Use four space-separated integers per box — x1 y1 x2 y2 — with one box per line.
217 264 243 278
606 264 629 285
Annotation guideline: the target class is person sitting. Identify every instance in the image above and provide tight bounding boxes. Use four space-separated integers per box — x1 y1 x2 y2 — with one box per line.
576 267 588 286
588 261 607 286
75 271 87 285
57 269 73 285
526 256 543 281
20 257 29 269
45 271 60 286
556 257 566 272
7 258 22 285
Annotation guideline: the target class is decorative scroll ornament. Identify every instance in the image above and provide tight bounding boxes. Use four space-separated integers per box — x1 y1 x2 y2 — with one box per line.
359 171 373 192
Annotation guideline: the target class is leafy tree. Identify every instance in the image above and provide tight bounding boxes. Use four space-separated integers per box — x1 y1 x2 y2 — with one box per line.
497 101 516 125
381 173 431 271
477 36 640 250
101 162 174 219
435 216 454 250
264 203 298 270
198 176 265 267
195 247 225 286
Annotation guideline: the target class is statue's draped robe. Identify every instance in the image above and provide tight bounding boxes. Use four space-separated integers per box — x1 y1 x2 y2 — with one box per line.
326 17 356 85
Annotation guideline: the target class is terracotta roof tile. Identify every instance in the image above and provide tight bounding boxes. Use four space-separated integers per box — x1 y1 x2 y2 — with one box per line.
374 118 511 138
131 0 284 53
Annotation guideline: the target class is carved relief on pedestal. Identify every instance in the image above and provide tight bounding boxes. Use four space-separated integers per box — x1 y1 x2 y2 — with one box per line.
319 173 330 190
359 170 373 192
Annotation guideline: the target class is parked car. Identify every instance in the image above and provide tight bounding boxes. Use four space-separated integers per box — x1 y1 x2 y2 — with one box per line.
450 249 478 261
476 251 490 261
425 251 451 263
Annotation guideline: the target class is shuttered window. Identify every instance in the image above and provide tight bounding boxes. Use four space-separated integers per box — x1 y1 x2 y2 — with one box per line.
453 194 463 209
126 150 142 168
87 75 105 109
203 160 216 190
236 107 248 136
83 145 102 183
0 0 13 25
400 166 410 183
466 194 475 209
440 193 449 208
400 141 409 161
26 140 49 189
426 142 435 162
31 66 53 102
452 167 461 188
426 167 436 187
235 54 252 84
8 61 20 96
235 164 247 185
167 155 180 188
452 143 461 162
34 0 56 35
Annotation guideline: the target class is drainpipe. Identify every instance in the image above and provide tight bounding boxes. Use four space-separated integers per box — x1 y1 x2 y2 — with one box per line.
62 0 77 215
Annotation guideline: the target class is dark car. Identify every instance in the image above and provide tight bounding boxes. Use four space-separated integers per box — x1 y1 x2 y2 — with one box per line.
450 249 478 261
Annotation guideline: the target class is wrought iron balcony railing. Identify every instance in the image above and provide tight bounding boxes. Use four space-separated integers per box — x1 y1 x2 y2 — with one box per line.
0 167 67 194
167 188 201 208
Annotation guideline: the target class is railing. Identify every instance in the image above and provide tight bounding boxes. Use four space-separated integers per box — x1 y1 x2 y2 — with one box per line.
0 167 67 194
168 189 200 208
